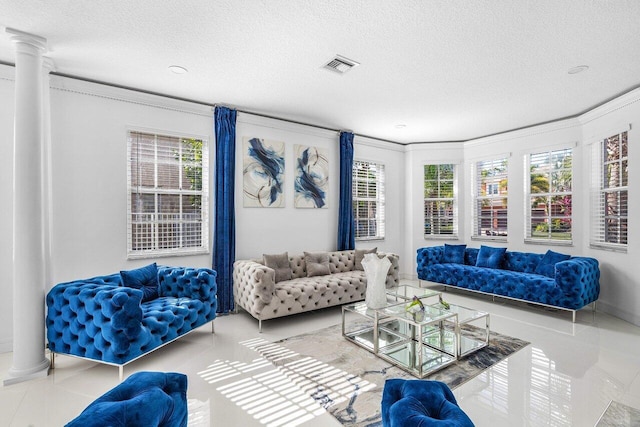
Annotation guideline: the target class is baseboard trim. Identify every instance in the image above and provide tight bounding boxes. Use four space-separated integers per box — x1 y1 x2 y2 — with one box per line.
0 338 12 354
596 300 640 327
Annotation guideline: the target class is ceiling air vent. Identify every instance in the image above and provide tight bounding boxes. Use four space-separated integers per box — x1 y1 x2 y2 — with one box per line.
323 55 359 74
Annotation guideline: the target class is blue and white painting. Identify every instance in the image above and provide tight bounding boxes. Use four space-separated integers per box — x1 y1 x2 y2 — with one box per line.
243 137 285 207
294 144 328 208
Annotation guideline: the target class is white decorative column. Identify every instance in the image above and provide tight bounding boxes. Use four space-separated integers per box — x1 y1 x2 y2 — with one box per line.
4 28 50 385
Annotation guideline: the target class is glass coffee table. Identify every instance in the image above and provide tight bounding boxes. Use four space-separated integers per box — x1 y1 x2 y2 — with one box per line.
386 284 443 304
342 285 491 378
422 302 490 359
342 285 443 353
376 301 459 378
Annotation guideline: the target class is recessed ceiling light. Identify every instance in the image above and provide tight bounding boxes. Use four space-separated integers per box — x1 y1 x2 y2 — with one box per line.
168 65 188 74
568 65 589 74
395 124 407 129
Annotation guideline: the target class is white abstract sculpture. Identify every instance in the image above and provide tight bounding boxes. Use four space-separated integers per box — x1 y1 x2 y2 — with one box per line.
362 253 391 309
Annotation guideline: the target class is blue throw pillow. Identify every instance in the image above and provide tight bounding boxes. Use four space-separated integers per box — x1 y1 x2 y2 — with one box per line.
120 263 159 302
535 250 571 278
475 245 507 269
443 244 466 264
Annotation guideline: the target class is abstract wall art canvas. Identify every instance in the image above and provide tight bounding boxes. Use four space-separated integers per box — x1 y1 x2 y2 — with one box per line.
243 137 285 207
294 144 328 208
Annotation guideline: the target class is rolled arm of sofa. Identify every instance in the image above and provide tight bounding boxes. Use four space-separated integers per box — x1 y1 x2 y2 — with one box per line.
233 260 276 312
382 252 400 287
46 283 147 362
416 246 444 279
554 257 600 307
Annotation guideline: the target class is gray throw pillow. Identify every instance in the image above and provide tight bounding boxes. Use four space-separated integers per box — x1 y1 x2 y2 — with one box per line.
355 247 377 271
304 251 331 277
263 252 292 283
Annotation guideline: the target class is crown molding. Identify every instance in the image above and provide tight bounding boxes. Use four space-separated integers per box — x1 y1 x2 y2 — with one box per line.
578 87 640 125
464 117 581 148
49 73 212 117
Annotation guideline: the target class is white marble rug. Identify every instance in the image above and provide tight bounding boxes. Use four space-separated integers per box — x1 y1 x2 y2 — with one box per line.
246 323 529 427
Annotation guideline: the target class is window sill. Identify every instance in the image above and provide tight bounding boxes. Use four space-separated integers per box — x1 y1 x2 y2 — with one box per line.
524 239 573 247
127 248 210 260
471 236 508 243
589 243 628 253
423 235 459 240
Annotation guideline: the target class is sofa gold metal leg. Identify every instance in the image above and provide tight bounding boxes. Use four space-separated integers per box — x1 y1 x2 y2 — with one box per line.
211 320 215 334
572 311 576 323
50 352 55 370
259 319 262 333
119 366 124 382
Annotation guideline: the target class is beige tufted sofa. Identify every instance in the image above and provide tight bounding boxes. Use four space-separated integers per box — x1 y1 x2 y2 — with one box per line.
233 250 400 331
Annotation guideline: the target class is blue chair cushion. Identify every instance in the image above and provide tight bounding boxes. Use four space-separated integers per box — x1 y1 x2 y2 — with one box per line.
66 371 188 427
382 379 474 427
443 244 466 264
475 245 506 269
535 249 571 278
121 263 159 302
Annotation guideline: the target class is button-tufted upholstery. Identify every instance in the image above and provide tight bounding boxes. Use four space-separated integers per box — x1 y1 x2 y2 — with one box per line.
233 250 399 325
66 371 188 427
381 379 475 427
46 266 217 366
417 245 600 311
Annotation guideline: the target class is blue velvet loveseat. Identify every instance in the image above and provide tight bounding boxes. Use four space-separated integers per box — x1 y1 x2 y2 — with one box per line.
46 263 217 378
417 245 600 322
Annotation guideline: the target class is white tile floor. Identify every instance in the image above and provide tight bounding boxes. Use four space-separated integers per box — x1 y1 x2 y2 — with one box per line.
2 280 640 426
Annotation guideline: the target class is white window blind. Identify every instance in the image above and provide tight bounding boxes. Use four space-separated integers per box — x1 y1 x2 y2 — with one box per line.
526 148 573 243
127 131 209 258
473 158 508 239
424 164 458 238
591 131 628 251
352 161 385 240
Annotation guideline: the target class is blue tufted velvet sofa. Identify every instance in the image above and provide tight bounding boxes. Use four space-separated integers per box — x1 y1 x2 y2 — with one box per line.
417 245 600 322
46 264 217 378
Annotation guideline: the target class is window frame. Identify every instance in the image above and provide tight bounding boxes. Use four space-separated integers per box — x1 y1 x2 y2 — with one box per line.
590 130 629 252
352 159 386 241
127 129 210 259
524 146 574 245
423 163 458 239
471 157 509 241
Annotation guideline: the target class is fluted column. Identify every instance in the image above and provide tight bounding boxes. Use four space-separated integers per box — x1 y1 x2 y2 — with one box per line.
4 28 50 385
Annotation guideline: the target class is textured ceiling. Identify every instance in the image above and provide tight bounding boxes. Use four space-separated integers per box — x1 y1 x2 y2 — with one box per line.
1 0 639 143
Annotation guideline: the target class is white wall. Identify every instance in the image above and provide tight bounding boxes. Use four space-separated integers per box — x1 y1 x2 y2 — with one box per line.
48 77 215 283
406 89 640 326
405 142 465 276
0 67 16 352
0 71 407 351
234 114 406 260
579 91 639 326
2 65 639 352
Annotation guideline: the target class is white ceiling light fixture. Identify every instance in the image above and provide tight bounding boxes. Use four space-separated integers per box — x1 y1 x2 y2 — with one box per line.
395 124 407 129
168 65 188 74
323 55 359 74
568 65 589 74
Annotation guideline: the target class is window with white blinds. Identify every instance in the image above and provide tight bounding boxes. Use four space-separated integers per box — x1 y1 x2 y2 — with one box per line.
526 148 573 243
352 160 385 240
127 130 209 258
424 164 458 238
591 131 628 251
472 158 508 239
